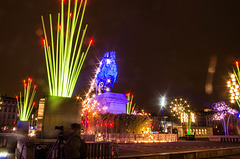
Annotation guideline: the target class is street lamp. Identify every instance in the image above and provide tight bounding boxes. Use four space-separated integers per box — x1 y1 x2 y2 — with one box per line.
160 96 166 108
160 96 166 133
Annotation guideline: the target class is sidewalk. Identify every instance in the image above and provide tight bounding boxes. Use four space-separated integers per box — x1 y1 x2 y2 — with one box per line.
118 141 240 158
119 147 240 159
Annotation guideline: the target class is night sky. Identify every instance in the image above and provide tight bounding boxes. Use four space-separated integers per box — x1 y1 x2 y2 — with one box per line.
1 0 240 114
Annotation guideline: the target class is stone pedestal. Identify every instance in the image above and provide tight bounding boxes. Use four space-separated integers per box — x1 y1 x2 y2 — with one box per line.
38 96 81 139
17 121 29 136
91 92 129 114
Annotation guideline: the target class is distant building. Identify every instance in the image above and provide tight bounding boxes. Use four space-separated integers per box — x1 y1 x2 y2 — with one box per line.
196 108 213 127
0 95 18 128
176 125 213 138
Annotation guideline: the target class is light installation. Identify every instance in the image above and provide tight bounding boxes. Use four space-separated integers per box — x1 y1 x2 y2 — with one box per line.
82 51 118 113
212 101 238 136
41 0 92 97
170 98 195 135
80 51 118 133
228 62 240 107
126 93 136 114
227 73 240 104
16 78 37 121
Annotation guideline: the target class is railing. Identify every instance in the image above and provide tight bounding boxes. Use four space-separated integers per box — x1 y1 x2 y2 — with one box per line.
209 136 240 142
87 142 118 159
16 139 118 159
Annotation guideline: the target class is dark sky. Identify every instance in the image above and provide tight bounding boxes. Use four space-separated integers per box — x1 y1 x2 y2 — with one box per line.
1 0 240 113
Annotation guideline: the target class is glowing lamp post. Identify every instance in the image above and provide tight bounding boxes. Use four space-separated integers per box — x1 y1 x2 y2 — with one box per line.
160 96 166 132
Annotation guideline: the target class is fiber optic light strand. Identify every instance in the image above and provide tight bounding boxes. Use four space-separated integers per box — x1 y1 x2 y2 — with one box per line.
41 0 91 97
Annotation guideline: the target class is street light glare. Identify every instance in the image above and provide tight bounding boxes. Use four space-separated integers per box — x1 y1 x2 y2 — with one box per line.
160 96 166 107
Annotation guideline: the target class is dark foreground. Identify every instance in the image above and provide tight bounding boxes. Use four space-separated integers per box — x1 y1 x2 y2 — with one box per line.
212 155 240 159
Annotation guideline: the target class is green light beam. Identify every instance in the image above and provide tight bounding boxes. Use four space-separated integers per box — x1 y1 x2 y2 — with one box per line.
41 0 92 97
16 78 37 121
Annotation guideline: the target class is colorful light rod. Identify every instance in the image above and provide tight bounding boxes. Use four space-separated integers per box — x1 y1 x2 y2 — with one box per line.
41 0 92 97
126 93 136 114
16 78 37 121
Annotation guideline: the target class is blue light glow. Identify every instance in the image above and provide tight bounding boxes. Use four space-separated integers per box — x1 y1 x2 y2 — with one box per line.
96 51 118 94
0 152 8 158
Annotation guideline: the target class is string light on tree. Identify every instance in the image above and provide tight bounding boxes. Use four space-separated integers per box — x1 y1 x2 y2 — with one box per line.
169 98 195 135
228 73 240 105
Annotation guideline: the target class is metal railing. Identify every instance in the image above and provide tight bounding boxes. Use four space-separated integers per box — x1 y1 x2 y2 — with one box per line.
16 139 118 159
87 142 118 159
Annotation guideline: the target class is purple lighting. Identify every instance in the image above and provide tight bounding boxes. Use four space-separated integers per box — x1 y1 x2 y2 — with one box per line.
212 101 238 136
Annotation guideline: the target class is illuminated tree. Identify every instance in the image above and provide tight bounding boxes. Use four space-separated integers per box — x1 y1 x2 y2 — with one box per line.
16 78 37 121
41 0 92 97
212 101 238 136
170 98 195 135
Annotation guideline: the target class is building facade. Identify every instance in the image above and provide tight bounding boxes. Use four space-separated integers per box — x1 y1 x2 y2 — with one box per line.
0 95 18 128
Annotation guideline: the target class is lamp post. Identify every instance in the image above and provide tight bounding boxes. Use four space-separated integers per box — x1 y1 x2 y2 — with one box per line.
160 96 166 133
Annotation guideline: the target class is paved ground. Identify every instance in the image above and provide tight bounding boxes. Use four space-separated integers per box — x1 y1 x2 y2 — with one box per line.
118 141 240 157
